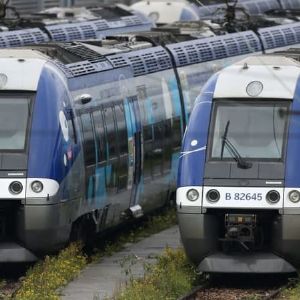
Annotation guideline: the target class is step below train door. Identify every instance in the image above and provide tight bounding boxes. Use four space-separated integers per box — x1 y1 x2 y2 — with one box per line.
125 95 143 218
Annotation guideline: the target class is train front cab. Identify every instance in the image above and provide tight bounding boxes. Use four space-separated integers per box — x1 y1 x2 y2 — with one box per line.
177 57 300 274
0 54 83 262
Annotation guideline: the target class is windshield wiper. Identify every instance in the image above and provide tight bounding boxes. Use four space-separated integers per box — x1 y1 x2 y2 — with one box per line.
220 120 252 169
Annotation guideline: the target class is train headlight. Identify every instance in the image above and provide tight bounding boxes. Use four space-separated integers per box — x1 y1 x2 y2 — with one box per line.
31 181 43 193
266 190 280 204
246 81 263 97
9 181 23 195
206 189 220 203
288 190 300 203
186 189 199 202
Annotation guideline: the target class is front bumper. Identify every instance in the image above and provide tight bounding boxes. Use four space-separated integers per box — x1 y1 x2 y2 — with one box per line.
198 252 296 273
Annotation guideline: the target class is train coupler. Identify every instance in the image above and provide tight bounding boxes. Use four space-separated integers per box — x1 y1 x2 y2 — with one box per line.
221 214 257 252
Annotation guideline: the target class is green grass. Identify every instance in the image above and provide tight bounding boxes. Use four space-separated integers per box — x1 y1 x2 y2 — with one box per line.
15 243 87 300
113 247 200 300
276 279 300 300
13 207 177 300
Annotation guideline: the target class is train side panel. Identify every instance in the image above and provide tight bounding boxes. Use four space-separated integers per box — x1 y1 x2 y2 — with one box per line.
19 62 84 253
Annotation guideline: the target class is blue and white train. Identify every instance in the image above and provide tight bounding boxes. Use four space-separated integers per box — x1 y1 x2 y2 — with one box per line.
1 21 300 262
177 48 300 273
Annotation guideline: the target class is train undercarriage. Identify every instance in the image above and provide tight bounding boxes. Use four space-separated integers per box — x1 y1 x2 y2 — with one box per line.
178 208 300 273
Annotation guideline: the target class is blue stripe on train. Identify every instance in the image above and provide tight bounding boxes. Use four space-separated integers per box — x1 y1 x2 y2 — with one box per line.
177 74 218 187
285 76 300 187
28 64 79 183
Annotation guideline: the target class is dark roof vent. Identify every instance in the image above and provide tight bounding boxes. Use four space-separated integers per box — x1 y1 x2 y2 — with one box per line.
107 46 172 77
258 22 300 50
167 31 261 67
0 28 49 48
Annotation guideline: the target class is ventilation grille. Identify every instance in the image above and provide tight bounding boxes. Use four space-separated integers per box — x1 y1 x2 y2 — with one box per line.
66 60 113 77
0 28 49 48
122 16 143 26
46 15 151 42
93 20 110 31
167 31 261 67
46 21 98 42
61 43 107 63
53 60 74 78
107 46 172 77
259 22 300 50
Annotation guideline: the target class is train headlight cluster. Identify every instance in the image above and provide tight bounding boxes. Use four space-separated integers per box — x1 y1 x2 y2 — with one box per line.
186 189 199 202
266 190 280 204
31 181 43 193
288 190 300 203
206 189 220 203
9 181 23 195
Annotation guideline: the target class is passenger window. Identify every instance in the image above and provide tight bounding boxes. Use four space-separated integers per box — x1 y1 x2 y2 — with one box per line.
92 110 107 163
143 125 153 142
172 117 182 149
114 103 128 155
103 106 117 159
137 85 148 125
80 113 96 166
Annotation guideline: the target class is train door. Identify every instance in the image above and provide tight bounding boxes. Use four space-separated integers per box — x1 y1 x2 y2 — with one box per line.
125 96 143 211
80 112 97 206
130 131 142 207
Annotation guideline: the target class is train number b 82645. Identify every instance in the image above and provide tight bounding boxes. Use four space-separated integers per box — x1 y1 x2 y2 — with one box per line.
225 193 263 201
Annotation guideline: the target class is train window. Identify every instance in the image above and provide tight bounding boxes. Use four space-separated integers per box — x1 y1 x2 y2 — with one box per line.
152 122 164 176
0 97 30 151
114 103 128 155
103 106 117 158
163 120 172 173
92 110 107 163
172 117 182 149
80 113 96 166
210 101 290 161
67 119 76 143
143 125 153 142
137 85 148 125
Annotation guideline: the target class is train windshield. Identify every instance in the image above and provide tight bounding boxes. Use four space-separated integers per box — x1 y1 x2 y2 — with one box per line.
210 100 289 161
0 95 31 151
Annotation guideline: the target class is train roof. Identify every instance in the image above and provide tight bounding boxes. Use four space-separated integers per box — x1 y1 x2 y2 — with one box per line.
15 29 261 78
214 50 300 100
0 48 47 60
268 48 300 63
1 21 299 80
235 54 300 67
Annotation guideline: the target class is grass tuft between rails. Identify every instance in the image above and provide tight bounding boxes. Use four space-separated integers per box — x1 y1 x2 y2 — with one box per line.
277 280 300 300
113 247 199 300
13 207 177 300
15 242 87 300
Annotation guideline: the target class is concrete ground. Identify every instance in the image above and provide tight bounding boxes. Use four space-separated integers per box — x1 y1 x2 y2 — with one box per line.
60 226 181 300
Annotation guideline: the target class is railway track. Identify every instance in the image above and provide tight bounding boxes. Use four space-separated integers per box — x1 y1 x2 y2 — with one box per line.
0 263 33 298
179 274 299 300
